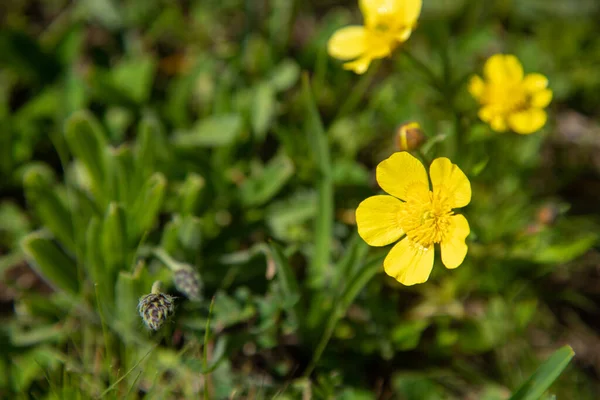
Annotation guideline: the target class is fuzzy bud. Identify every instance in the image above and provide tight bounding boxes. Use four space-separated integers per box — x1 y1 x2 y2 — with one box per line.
395 121 426 151
138 282 175 331
173 265 202 301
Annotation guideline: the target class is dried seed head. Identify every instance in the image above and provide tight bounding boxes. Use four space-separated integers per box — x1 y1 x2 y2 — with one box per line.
173 265 202 301
138 284 175 331
395 121 426 152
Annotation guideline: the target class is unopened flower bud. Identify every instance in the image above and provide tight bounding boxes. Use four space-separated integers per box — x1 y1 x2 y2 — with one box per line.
152 249 203 301
138 281 175 331
395 121 426 151
173 265 202 301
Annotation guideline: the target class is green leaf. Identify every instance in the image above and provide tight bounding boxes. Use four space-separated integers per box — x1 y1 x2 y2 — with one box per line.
178 173 205 215
267 241 302 327
240 152 294 207
23 165 76 254
269 59 300 92
301 74 333 289
115 271 143 333
135 115 168 177
251 82 276 141
177 215 203 251
172 114 243 148
21 231 79 295
128 173 166 239
64 110 109 201
102 203 128 273
509 345 574 400
109 145 137 206
85 216 112 303
110 56 156 104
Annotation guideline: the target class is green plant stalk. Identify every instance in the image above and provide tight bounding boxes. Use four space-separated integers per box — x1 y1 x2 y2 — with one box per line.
203 297 216 400
334 61 380 120
302 74 333 290
402 50 443 93
95 282 115 388
303 254 384 377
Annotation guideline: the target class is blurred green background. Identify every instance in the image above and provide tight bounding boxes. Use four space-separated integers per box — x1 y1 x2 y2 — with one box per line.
1 0 600 398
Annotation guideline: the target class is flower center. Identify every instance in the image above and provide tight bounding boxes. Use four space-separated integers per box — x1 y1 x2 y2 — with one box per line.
398 186 454 248
485 82 530 114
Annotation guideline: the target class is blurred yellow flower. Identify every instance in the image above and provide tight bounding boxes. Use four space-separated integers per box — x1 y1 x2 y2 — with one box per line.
469 54 552 134
356 152 471 285
327 0 422 74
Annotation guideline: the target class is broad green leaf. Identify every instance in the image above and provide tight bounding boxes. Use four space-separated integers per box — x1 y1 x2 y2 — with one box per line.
240 152 294 207
302 74 333 289
178 173 205 215
104 107 133 142
177 215 203 251
23 165 76 253
85 217 112 303
109 145 137 206
115 271 143 333
102 203 128 273
21 231 79 295
111 56 156 104
509 345 574 400
269 59 300 92
64 110 109 200
251 82 276 141
265 191 317 242
392 374 446 400
391 320 429 350
172 114 243 148
128 173 166 239
135 115 168 178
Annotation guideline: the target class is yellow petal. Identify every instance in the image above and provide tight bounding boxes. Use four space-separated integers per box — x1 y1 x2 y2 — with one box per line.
397 0 422 27
484 54 523 84
360 0 421 30
396 27 413 42
522 73 548 92
531 88 552 108
508 108 547 134
327 26 368 60
384 237 434 285
343 55 373 74
429 157 471 208
376 151 429 201
490 116 508 132
360 0 388 29
356 195 404 246
468 75 485 99
440 214 469 269
478 106 494 122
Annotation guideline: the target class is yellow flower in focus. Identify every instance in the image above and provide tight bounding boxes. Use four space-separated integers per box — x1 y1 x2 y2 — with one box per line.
327 0 422 74
469 54 553 134
356 152 471 286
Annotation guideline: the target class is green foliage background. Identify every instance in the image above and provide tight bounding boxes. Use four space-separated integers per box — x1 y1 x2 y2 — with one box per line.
0 0 599 398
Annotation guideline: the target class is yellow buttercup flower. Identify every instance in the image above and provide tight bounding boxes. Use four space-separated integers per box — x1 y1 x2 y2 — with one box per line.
327 0 422 74
469 54 553 134
356 152 471 286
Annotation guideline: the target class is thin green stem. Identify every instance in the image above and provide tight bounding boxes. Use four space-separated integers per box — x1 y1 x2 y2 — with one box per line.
334 61 381 120
402 50 443 92
303 254 384 377
203 297 216 400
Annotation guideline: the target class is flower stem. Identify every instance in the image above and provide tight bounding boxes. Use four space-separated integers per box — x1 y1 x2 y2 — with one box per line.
402 50 443 93
334 61 381 120
151 280 162 294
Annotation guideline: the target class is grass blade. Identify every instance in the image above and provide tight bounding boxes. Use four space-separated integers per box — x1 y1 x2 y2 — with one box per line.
301 73 333 290
509 345 575 400
267 241 303 327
